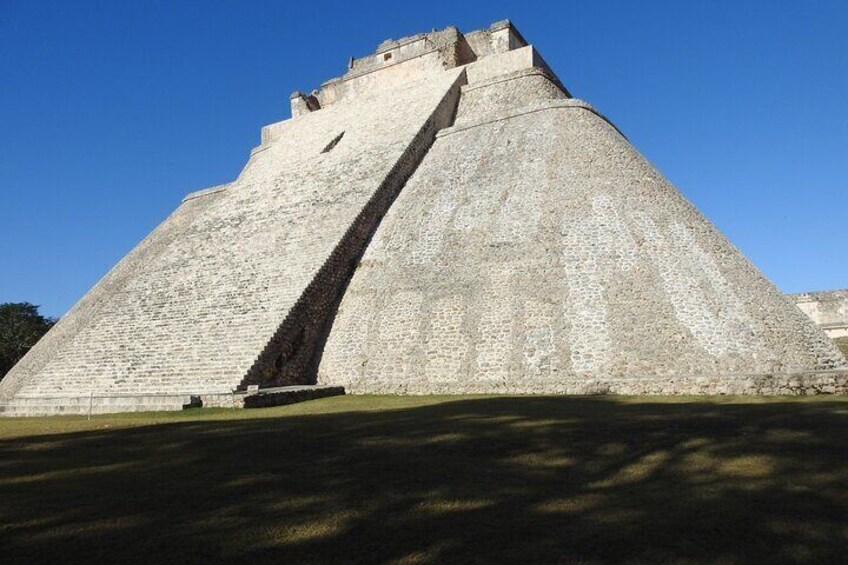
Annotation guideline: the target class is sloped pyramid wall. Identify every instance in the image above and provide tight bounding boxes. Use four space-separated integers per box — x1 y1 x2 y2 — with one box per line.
0 69 465 412
317 65 847 395
3 21 846 415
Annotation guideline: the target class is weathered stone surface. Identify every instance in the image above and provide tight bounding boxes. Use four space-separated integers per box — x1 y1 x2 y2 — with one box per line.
2 21 845 415
0 42 467 412
315 32 847 394
791 289 848 339
0 385 345 416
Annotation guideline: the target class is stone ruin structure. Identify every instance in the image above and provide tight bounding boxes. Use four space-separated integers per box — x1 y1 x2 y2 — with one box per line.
791 290 848 339
2 20 846 415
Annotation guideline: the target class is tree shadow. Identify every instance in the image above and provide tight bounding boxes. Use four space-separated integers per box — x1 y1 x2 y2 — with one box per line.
1 396 847 564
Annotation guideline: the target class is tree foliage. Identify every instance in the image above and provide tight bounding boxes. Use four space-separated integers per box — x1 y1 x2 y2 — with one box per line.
0 303 55 380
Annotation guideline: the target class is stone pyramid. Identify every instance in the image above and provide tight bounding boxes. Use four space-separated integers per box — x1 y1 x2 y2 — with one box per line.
2 21 845 415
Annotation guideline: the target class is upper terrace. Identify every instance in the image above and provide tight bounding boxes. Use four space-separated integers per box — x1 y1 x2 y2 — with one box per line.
289 20 566 117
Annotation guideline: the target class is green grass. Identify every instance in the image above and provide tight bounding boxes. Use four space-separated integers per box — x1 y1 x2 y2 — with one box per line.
2 395 848 564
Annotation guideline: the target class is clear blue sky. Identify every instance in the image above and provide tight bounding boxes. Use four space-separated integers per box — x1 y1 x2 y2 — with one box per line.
1 0 846 318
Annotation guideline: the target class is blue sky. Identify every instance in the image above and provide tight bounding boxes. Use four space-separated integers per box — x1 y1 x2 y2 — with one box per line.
1 0 846 318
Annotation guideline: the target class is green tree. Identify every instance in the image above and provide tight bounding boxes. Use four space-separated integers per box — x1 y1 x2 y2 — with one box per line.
0 303 55 380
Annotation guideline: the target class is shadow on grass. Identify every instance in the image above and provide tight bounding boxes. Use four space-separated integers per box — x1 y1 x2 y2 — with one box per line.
1 396 847 563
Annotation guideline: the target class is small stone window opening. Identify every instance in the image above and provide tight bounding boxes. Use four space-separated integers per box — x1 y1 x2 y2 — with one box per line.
384 52 393 61
321 131 345 153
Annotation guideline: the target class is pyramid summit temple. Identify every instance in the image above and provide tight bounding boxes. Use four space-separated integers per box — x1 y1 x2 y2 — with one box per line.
3 20 846 415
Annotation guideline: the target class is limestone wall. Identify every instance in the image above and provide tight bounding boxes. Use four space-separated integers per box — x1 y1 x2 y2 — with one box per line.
5 20 844 413
791 290 848 338
315 27 466 109
0 191 222 402
317 65 846 394
306 22 529 111
241 70 465 389
2 68 465 401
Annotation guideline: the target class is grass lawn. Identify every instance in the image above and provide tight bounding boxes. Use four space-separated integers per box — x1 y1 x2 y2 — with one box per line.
1 395 847 564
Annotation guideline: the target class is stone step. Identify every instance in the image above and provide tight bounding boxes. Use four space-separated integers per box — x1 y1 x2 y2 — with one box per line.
0 395 191 417
0 404 185 417
243 385 346 408
0 385 346 417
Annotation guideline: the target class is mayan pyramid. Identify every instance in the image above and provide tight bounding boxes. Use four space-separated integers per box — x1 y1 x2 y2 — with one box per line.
3 21 846 415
